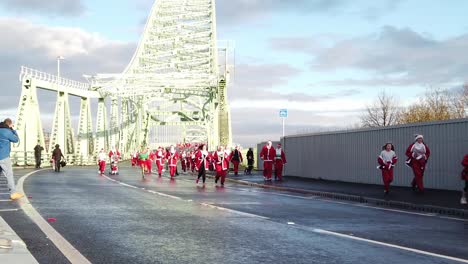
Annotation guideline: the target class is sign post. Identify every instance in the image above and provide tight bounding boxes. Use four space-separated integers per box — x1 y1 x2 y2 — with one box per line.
279 109 288 138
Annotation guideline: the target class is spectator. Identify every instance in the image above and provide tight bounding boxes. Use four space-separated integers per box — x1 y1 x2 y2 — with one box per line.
0 118 24 200
246 147 254 175
52 144 65 172
34 141 44 169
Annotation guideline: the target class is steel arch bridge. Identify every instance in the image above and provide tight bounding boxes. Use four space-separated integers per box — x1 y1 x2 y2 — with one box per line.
12 0 232 165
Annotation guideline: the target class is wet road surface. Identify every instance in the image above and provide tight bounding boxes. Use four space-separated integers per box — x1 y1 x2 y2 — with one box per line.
23 165 468 264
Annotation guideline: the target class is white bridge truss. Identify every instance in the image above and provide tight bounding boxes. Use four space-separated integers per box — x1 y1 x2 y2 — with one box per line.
12 0 232 165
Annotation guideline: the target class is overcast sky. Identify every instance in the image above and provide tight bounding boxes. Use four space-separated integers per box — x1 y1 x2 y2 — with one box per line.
0 0 467 146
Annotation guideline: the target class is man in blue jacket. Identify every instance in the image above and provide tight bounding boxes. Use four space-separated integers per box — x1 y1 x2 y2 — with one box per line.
0 118 24 200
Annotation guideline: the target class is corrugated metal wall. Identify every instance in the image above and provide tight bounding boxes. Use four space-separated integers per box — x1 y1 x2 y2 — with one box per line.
283 118 468 191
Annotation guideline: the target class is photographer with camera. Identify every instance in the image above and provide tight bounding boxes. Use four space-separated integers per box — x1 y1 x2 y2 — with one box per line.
0 118 24 200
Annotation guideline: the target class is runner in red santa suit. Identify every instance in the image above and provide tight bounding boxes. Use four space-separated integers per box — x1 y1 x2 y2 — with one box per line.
460 154 468 205
377 142 398 194
405 134 431 193
108 146 121 175
274 143 287 181
97 148 107 175
190 149 197 173
181 150 187 173
155 146 165 177
131 150 138 167
166 145 179 178
229 145 243 176
260 141 276 181
146 148 155 173
195 144 211 185
214 146 230 187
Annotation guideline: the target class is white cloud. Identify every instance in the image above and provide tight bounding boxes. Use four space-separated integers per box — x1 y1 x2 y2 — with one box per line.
0 0 86 17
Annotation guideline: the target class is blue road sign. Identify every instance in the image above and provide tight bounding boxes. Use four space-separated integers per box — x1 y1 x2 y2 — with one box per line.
279 109 288 118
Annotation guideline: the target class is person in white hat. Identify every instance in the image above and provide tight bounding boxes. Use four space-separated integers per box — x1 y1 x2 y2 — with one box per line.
405 134 431 192
377 142 398 194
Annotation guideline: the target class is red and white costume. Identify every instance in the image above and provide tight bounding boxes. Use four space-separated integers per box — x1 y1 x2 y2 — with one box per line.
260 144 276 180
181 151 187 172
461 154 468 181
378 149 398 192
155 148 165 176
108 148 121 175
166 148 179 178
214 150 230 185
131 151 138 167
406 136 431 192
195 150 211 171
274 145 287 181
98 150 107 174
146 150 155 173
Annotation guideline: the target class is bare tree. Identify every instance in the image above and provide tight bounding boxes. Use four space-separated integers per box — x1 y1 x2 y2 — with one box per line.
361 91 400 128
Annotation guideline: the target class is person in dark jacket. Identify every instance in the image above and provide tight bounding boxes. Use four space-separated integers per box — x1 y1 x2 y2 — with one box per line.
0 118 24 200
246 148 254 175
52 144 65 172
34 141 44 169
229 145 243 176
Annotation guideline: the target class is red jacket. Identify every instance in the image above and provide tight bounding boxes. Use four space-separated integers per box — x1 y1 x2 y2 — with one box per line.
213 151 230 171
260 146 276 162
166 151 179 167
462 154 468 180
378 151 398 170
195 150 211 170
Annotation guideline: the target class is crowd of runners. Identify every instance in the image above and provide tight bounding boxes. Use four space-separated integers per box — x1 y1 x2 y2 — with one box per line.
94 141 289 187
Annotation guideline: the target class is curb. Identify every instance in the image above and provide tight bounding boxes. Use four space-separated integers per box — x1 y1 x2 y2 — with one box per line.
206 175 468 219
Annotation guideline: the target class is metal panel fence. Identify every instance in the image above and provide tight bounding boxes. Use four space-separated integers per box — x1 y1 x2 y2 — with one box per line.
282 118 468 191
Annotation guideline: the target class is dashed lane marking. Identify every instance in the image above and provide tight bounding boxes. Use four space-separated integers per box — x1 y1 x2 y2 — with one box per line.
102 175 268 219
313 228 468 263
17 169 92 264
0 209 20 212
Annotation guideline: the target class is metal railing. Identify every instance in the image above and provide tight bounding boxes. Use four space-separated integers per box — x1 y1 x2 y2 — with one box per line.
20 66 90 91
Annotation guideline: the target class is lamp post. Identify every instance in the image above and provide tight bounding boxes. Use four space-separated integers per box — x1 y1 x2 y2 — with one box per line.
57 56 65 82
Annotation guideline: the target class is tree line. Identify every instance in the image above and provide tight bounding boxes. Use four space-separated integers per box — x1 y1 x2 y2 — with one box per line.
360 84 468 128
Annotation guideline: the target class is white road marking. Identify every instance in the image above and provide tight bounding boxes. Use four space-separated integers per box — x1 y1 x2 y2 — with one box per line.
200 202 269 220
0 209 20 212
102 175 268 219
17 169 92 264
355 204 438 217
313 228 468 263
287 222 295 225
0 200 12 202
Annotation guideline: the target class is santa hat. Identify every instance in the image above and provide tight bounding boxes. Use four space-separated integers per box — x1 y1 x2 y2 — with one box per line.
277 143 282 147
414 134 424 141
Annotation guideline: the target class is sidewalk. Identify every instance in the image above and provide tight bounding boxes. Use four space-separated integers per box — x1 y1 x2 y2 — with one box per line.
222 172 468 218
0 170 38 263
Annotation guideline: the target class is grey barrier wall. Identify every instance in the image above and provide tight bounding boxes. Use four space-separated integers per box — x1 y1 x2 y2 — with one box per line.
283 118 468 191
256 141 280 170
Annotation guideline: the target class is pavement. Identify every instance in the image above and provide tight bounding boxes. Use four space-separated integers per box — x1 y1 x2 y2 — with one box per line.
222 172 468 217
1 164 468 263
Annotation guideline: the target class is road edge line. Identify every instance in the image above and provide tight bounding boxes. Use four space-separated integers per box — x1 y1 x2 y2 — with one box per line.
211 175 468 219
17 169 92 264
313 228 468 263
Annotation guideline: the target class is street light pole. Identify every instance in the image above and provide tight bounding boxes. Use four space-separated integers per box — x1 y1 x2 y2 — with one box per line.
57 56 64 81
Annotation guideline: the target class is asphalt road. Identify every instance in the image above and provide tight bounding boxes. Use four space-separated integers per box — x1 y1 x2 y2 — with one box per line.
21 165 468 264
